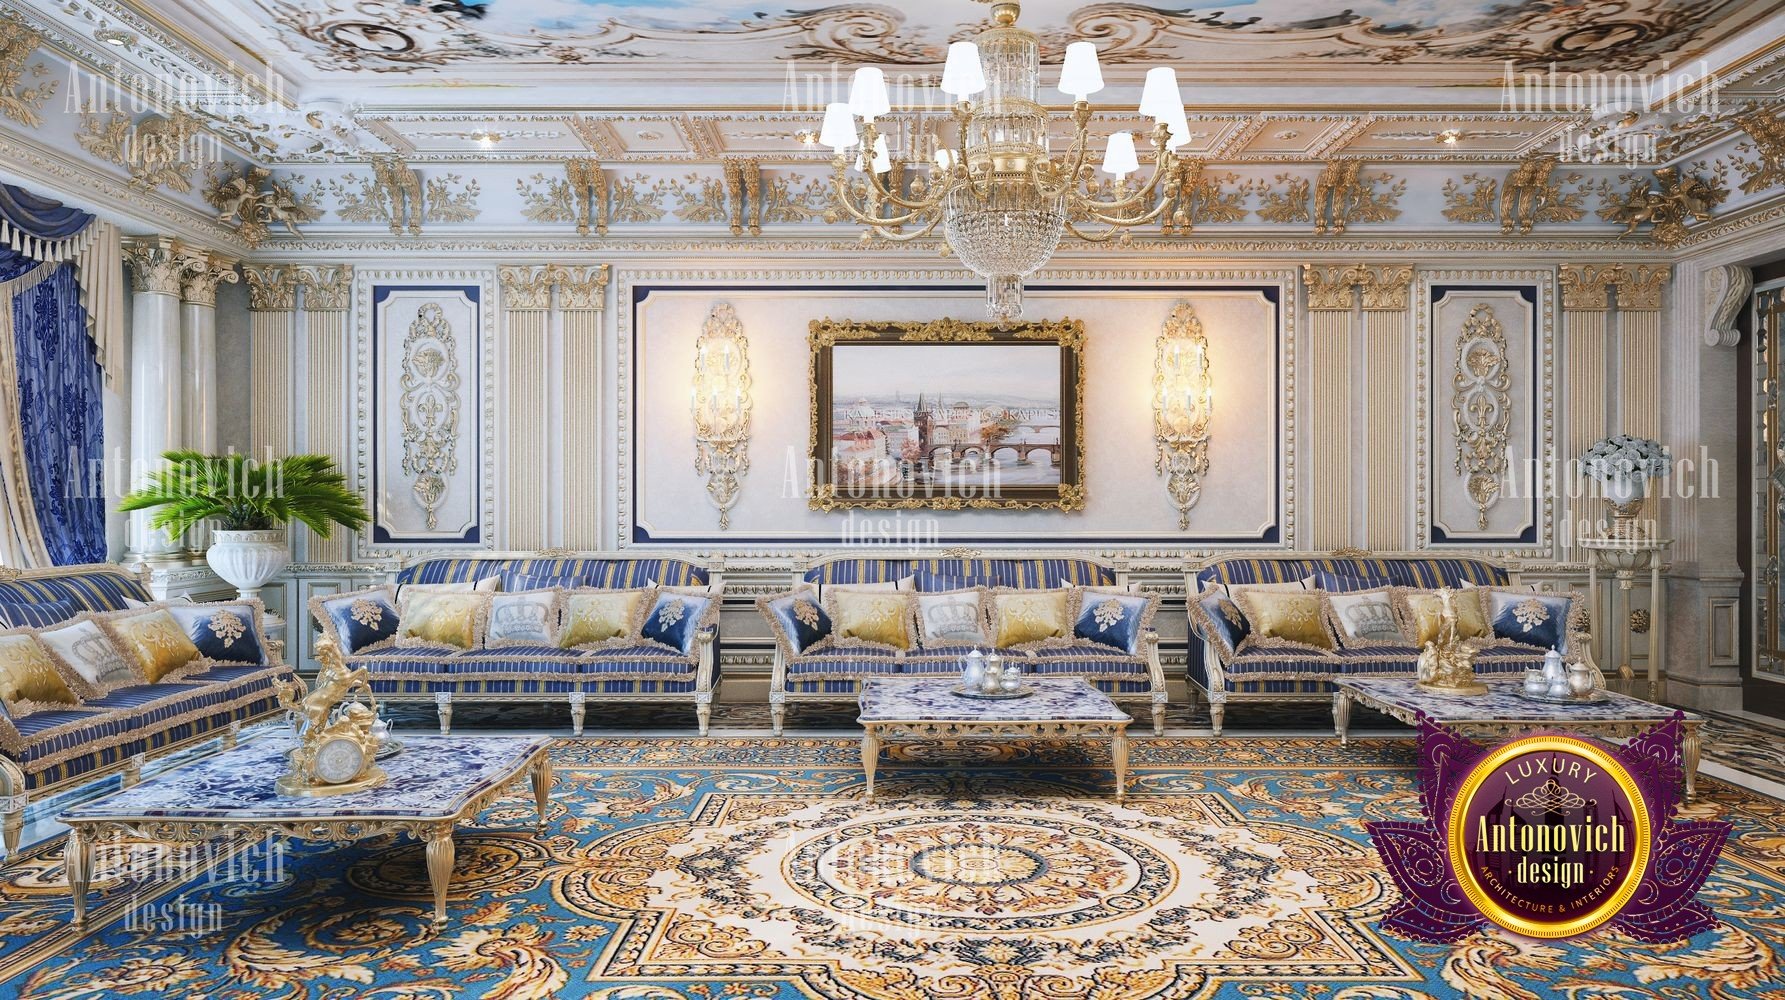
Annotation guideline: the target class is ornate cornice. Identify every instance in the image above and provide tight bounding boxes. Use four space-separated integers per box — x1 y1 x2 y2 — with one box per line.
243 264 300 311
121 236 186 295
1557 263 1616 311
299 265 353 311
177 249 239 306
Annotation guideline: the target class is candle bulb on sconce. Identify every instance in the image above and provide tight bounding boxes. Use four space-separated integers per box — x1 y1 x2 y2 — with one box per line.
1153 301 1214 530
691 303 753 530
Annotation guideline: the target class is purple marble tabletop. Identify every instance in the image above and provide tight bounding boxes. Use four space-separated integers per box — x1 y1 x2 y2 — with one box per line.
858 677 1131 725
60 735 552 824
1338 678 1702 723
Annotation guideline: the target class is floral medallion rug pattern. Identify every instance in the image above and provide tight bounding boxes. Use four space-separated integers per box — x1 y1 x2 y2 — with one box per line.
0 737 1782 999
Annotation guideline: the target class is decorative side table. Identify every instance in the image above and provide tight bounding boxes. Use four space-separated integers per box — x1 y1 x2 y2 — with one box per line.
59 735 553 927
1581 535 1672 701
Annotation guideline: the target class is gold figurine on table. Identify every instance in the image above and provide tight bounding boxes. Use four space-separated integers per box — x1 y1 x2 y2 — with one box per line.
1416 588 1488 696
273 637 389 797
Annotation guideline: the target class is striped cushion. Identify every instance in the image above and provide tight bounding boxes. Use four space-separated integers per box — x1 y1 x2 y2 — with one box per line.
399 557 708 589
13 709 138 768
0 599 77 628
0 571 150 613
1198 557 1507 591
786 649 902 678
806 558 1114 590
1020 655 1149 678
82 682 243 730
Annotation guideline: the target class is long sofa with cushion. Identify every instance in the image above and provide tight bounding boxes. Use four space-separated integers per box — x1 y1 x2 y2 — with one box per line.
0 563 294 852
314 552 723 735
1184 551 1596 735
762 554 1167 736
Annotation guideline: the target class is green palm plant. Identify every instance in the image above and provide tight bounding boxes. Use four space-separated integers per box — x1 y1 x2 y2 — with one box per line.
119 451 369 539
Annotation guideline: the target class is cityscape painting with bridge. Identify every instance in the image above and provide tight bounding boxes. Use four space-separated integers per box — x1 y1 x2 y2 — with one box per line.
828 343 1064 493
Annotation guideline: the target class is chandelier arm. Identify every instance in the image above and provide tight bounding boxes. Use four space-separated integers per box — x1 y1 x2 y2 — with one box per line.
830 155 943 228
861 213 943 243
1077 196 1176 228
1062 218 1126 243
1066 165 1173 214
831 189 940 230
850 121 953 213
861 169 954 213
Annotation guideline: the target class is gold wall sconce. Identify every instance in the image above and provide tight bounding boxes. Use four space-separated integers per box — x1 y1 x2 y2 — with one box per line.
1153 302 1213 529
691 303 752 529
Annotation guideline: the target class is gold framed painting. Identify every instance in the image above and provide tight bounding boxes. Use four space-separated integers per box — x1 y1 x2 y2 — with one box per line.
808 317 1086 512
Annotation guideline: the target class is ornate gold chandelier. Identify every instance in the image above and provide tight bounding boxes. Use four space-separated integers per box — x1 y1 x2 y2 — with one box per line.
822 0 1189 320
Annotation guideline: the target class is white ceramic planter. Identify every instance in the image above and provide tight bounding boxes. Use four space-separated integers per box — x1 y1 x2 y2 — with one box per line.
1604 473 1642 506
206 528 291 601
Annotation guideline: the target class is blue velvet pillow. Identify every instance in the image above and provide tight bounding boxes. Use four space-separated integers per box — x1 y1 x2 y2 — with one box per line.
642 589 714 656
758 590 830 656
1193 589 1251 659
1073 590 1155 655
1311 569 1391 593
1485 590 1572 653
167 602 266 664
0 599 77 629
314 588 400 654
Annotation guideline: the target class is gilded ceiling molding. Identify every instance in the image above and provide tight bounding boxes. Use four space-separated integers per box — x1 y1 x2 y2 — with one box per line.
556 264 609 312
1451 303 1512 530
204 166 321 247
1311 160 1403 235
497 265 554 311
298 265 353 311
1159 159 1245 237
517 171 573 225
1498 152 1585 235
1613 264 1669 311
1440 173 1497 225
77 108 206 194
1597 165 1729 247
566 158 609 236
1557 264 1617 312
1731 104 1785 195
121 236 189 296
1302 264 1356 311
0 18 54 129
177 250 240 307
243 264 300 312
1355 265 1414 311
1704 264 1752 347
372 155 423 235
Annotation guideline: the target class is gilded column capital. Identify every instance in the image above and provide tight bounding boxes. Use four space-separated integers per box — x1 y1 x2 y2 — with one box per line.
243 264 301 311
121 236 188 295
556 264 609 312
1614 264 1668 311
498 265 554 311
1303 264 1355 311
1558 264 1616 312
1353 264 1413 311
178 250 240 307
299 265 353 311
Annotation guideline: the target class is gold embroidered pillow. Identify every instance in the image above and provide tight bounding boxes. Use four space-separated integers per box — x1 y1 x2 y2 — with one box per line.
1235 591 1334 651
559 589 650 648
0 632 79 714
991 589 1073 647
396 593 488 650
1394 588 1491 645
101 609 201 683
826 590 916 650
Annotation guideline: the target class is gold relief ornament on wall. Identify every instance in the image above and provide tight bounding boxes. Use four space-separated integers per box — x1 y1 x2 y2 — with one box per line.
77 106 204 193
399 302 461 530
0 18 54 128
1311 160 1404 235
691 303 752 530
1596 165 1728 246
1153 302 1213 530
204 165 321 247
1498 152 1585 235
1452 303 1512 530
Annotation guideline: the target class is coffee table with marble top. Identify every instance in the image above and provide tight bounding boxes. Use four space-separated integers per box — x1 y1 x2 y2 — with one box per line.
857 677 1133 800
1333 677 1704 799
58 735 553 927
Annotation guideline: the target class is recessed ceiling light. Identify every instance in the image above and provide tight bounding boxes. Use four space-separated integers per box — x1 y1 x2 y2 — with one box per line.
1437 128 1463 145
795 129 817 145
96 29 136 47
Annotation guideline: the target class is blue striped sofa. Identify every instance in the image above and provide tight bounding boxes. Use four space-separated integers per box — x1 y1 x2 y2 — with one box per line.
771 554 1167 735
1185 552 1592 736
357 553 722 735
0 563 294 854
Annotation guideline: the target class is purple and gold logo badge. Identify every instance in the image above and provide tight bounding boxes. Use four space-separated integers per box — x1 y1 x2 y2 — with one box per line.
1370 714 1730 942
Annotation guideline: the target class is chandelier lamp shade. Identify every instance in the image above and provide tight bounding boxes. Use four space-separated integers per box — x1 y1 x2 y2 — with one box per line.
823 0 1188 320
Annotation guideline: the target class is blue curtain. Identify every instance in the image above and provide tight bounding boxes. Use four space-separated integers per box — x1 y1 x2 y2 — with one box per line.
10 259 104 564
0 185 93 242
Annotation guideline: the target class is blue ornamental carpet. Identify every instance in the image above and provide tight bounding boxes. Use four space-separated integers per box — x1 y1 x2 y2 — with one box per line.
1 736 1783 999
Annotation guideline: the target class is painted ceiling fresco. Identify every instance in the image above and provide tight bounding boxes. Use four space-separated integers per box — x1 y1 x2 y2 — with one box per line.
255 0 1773 76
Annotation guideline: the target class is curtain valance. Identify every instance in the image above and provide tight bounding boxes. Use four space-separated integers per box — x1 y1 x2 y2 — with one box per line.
0 185 123 386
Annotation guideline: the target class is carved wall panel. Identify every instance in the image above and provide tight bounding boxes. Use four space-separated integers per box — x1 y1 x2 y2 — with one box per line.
1417 272 1551 548
354 269 495 549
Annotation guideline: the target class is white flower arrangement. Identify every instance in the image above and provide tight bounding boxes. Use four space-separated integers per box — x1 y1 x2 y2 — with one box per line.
1581 435 1670 483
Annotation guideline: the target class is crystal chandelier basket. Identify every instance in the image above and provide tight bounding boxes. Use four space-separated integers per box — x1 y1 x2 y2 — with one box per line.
822 0 1189 320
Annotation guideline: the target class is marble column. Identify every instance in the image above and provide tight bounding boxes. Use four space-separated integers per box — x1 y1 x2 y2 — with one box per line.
298 265 353 564
120 237 189 561
176 250 238 553
243 265 300 460
560 265 608 549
